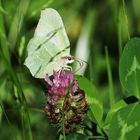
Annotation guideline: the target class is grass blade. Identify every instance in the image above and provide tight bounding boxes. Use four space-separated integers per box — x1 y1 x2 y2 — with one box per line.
8 0 30 49
105 47 115 108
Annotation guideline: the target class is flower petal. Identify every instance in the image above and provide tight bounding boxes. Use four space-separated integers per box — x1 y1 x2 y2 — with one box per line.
53 70 60 87
72 81 78 92
68 69 73 84
60 69 68 87
45 74 53 86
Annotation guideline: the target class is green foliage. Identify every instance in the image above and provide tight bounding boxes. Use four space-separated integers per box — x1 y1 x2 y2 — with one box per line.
109 103 140 140
75 76 103 127
103 100 127 133
65 133 88 140
119 37 140 98
105 47 115 108
0 0 140 139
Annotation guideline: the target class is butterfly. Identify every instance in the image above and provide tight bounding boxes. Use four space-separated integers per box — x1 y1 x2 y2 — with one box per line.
24 8 74 78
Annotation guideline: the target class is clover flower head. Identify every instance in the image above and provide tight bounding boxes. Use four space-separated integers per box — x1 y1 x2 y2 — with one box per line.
44 68 87 134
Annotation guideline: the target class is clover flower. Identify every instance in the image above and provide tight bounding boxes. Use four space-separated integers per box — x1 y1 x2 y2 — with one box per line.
44 69 87 134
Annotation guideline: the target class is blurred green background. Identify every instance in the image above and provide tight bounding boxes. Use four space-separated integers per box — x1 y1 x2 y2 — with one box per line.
0 0 140 139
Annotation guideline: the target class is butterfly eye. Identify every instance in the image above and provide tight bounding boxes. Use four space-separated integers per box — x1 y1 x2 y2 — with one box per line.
67 57 72 61
61 56 74 62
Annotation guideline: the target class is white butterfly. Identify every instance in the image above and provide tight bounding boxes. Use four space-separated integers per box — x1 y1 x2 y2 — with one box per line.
24 8 74 78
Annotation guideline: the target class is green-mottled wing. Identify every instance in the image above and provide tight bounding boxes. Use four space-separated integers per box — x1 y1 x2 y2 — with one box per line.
24 8 70 78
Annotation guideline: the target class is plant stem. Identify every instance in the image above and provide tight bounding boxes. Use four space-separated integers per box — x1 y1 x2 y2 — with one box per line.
105 47 115 108
122 0 130 40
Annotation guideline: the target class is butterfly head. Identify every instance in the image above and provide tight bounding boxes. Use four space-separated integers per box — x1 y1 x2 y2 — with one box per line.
61 56 75 64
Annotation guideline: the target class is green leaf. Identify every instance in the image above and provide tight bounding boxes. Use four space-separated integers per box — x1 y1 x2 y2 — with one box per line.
119 37 140 98
27 0 53 18
103 100 127 133
109 103 140 140
59 133 88 140
66 133 88 140
8 0 30 49
132 0 140 19
75 76 103 127
0 5 8 15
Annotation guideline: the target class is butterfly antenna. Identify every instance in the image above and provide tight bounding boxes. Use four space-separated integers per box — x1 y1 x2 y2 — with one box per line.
76 58 89 65
74 58 88 73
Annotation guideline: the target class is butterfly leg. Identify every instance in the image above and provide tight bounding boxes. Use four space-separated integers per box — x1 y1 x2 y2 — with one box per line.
63 65 72 71
57 66 72 75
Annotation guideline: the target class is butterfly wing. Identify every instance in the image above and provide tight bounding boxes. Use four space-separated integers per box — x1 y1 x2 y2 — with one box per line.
35 48 70 78
24 8 70 78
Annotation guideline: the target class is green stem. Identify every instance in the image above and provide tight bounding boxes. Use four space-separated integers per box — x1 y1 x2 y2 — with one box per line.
122 0 130 40
118 5 122 57
105 47 115 108
63 118 66 140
